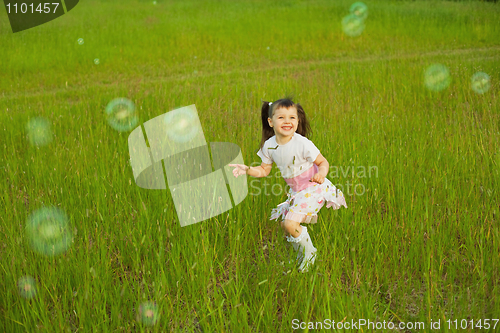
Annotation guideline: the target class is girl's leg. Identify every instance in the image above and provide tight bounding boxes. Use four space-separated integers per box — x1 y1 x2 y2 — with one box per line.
282 219 317 272
281 219 302 238
281 188 320 271
282 219 304 265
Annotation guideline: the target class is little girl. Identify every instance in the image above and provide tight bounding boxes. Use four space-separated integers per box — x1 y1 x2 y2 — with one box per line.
229 97 348 272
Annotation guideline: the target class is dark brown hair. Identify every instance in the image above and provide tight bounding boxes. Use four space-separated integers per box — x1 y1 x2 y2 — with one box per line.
259 97 311 149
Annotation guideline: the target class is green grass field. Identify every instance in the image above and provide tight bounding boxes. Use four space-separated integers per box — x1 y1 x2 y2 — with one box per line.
1 0 499 331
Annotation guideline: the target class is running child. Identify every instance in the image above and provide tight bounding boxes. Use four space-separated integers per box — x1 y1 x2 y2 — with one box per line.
229 97 348 272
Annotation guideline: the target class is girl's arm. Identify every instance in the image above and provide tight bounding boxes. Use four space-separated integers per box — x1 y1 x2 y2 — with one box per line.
229 163 272 178
311 153 329 184
248 163 273 178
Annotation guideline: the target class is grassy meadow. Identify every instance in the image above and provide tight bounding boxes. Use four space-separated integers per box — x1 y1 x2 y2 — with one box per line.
1 0 499 331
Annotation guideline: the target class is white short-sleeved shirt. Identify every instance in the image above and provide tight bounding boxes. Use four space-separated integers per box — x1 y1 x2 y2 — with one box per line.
257 133 320 179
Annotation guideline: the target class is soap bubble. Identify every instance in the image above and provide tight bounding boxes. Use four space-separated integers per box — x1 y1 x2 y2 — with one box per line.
94 58 100 65
137 301 159 326
18 276 37 299
153 1 157 4
163 107 200 143
77 38 84 45
350 2 368 20
471 72 491 94
424 64 451 92
26 117 53 147
341 14 365 37
26 207 73 257
105 98 138 132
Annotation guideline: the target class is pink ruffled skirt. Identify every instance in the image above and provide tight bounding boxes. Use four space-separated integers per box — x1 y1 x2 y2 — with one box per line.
270 177 348 224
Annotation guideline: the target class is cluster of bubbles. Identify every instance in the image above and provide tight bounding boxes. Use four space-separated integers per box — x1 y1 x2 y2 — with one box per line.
163 106 200 143
26 117 53 147
76 37 100 65
25 207 73 257
105 98 139 132
18 276 37 299
20 207 72 299
424 64 491 94
137 301 159 326
104 101 201 138
342 2 368 37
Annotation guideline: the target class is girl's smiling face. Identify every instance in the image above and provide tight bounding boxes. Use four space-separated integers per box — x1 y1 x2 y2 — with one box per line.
268 106 299 142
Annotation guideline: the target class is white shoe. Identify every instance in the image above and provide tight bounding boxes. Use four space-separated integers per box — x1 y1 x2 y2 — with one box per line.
298 250 317 273
286 226 317 273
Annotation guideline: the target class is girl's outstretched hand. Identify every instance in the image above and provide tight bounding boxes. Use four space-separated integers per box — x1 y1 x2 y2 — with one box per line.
228 164 249 178
310 173 325 184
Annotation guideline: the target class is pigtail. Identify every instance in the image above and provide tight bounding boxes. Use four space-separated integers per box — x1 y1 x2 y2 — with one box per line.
260 101 275 149
295 103 312 138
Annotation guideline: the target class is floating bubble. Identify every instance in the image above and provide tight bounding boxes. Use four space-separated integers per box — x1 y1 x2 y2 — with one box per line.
350 2 368 20
18 276 37 299
266 46 270 50
341 14 365 37
26 117 53 147
26 207 73 257
94 58 100 65
163 107 200 143
153 0 157 4
424 64 451 92
471 72 491 94
105 98 138 132
77 38 84 45
137 301 159 326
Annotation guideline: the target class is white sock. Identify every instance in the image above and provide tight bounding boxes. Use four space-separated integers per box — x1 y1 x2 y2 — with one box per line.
286 226 317 272
286 236 303 264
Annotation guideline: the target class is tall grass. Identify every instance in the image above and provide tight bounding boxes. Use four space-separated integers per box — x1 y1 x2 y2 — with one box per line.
1 0 499 332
